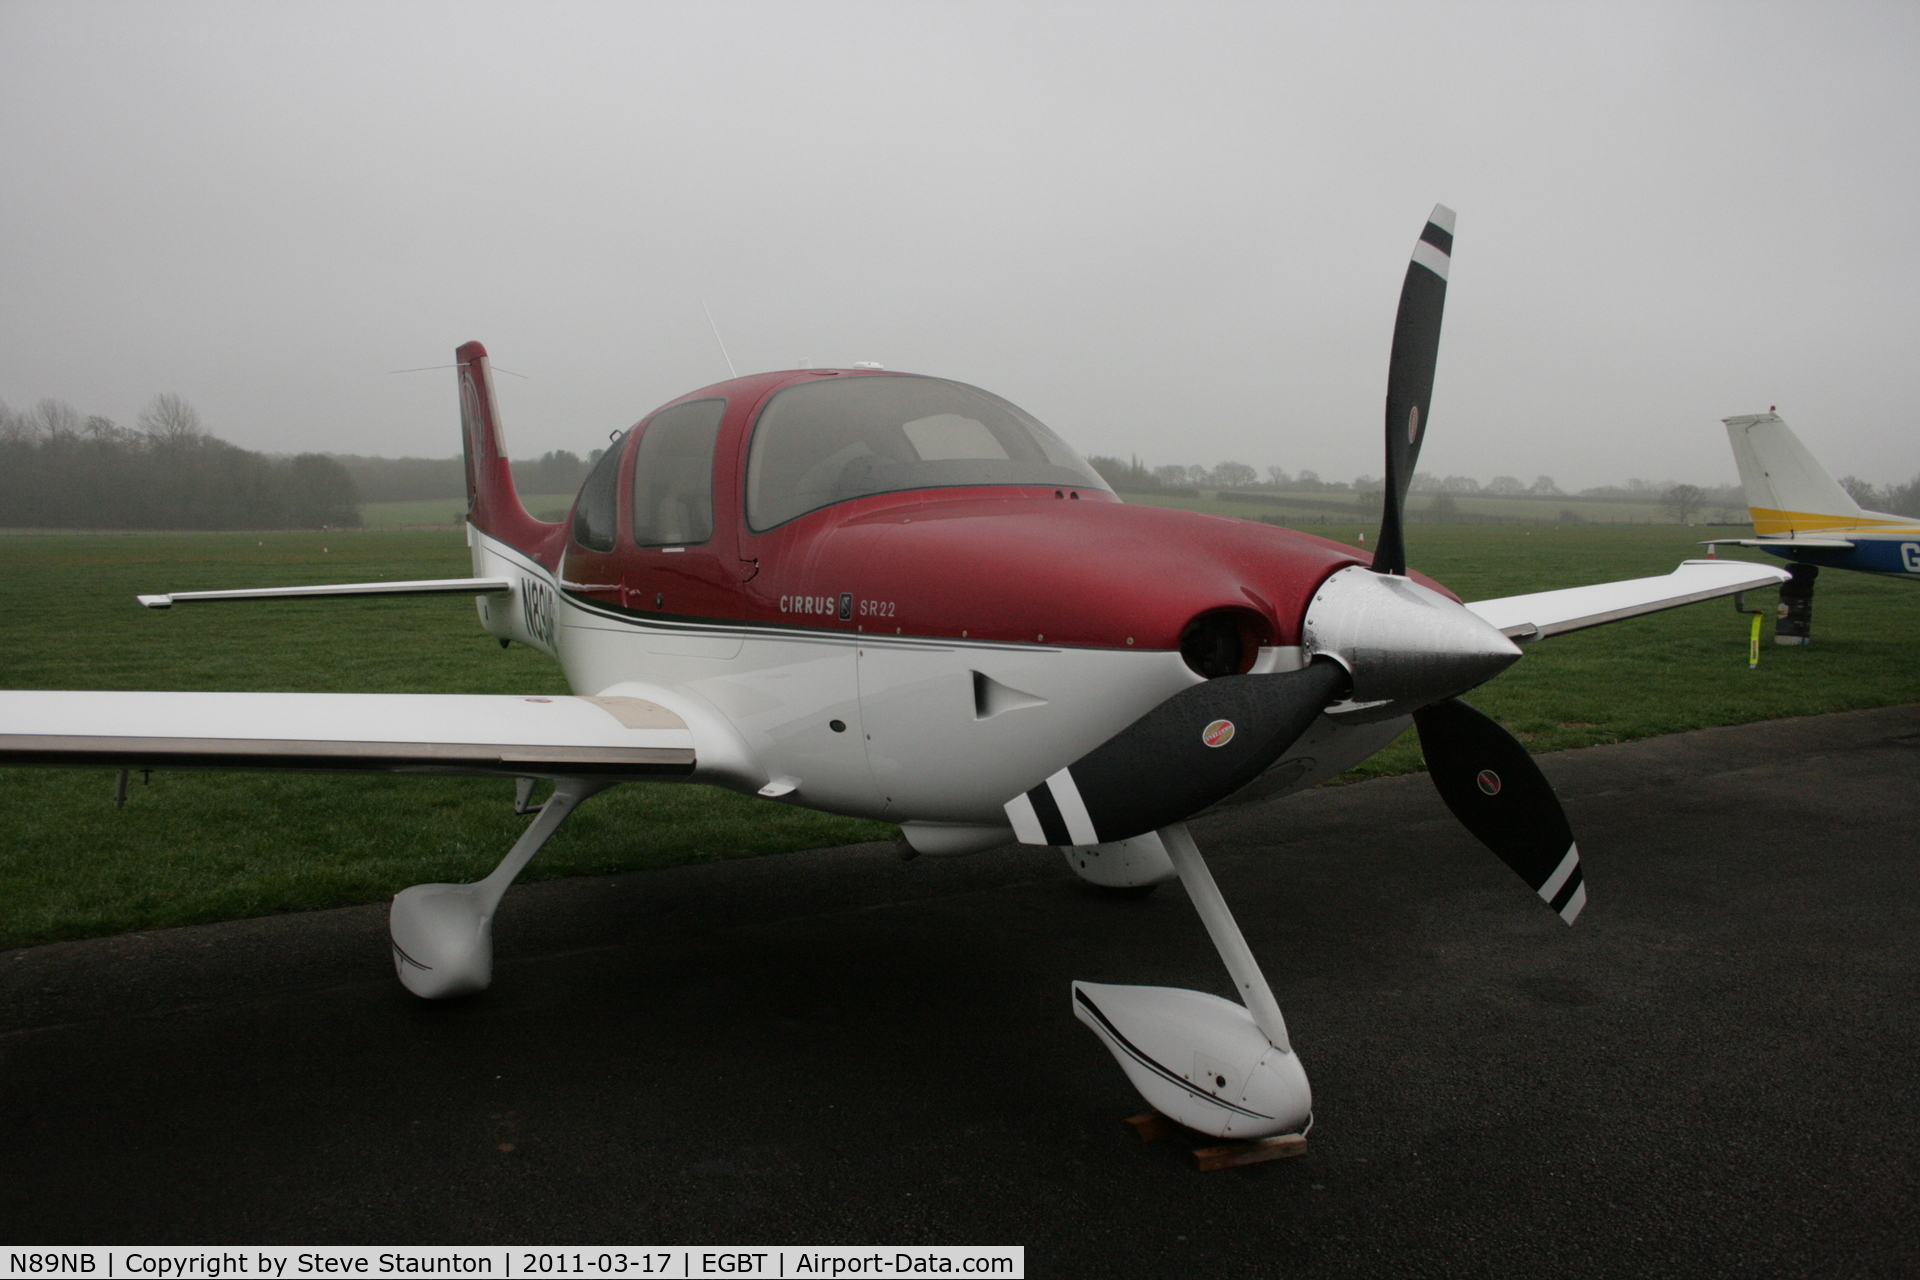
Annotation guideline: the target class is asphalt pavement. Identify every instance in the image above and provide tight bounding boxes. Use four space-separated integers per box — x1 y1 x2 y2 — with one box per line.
4 706 1917 1277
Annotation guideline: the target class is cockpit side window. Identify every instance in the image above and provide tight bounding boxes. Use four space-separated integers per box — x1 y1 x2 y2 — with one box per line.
630 399 724 547
571 435 627 553
744 375 1109 531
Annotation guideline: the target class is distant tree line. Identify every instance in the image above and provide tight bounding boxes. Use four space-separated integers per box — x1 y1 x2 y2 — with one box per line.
337 450 596 502
1838 473 1920 517
0 396 360 530
1091 448 1920 529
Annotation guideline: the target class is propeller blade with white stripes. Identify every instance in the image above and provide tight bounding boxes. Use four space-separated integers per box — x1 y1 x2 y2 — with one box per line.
1373 204 1454 579
1005 660 1350 846
1412 696 1586 923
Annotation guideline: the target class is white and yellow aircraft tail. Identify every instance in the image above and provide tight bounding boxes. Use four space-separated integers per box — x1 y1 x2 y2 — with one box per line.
1715 413 1920 592
1723 412 1910 538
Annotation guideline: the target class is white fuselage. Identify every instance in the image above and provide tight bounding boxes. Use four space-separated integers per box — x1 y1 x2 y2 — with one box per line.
469 526 1403 829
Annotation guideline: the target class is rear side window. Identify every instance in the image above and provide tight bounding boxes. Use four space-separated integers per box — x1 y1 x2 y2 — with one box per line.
631 399 724 547
571 437 626 552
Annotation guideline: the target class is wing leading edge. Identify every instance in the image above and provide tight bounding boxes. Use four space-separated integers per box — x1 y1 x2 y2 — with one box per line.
1464 559 1790 641
0 690 694 779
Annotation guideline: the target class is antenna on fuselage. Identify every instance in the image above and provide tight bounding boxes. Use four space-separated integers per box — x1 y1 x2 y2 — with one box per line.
700 299 739 379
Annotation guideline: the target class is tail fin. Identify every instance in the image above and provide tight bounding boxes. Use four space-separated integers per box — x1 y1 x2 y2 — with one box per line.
1722 412 1864 536
457 341 552 551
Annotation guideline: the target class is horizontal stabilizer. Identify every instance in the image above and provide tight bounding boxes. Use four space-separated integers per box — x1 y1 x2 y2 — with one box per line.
0 690 694 778
138 578 513 609
1701 537 1856 550
1465 559 1790 641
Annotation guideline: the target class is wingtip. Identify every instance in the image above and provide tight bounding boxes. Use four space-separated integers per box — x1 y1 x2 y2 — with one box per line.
136 594 172 609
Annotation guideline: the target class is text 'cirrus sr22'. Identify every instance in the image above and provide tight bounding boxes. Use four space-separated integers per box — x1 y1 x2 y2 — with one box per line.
0 207 1787 1142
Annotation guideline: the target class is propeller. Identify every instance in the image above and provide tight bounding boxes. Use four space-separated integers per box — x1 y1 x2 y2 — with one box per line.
1006 660 1350 847
1413 697 1586 923
1373 204 1454 578
1360 207 1588 922
1006 204 1588 928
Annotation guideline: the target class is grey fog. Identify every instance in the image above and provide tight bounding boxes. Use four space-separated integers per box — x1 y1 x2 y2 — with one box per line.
2 0 1916 492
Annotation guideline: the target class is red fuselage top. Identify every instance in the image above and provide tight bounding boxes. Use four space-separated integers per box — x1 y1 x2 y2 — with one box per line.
510 368 1453 656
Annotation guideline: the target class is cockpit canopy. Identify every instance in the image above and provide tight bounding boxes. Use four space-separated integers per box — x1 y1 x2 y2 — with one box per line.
744 374 1109 530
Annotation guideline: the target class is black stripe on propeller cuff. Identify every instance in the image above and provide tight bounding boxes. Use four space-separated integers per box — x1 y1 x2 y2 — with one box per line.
1413 696 1586 924
1006 659 1349 846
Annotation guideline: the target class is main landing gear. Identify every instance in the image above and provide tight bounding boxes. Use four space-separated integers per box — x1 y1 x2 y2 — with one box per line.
1073 822 1312 1140
388 776 612 999
1776 563 1818 645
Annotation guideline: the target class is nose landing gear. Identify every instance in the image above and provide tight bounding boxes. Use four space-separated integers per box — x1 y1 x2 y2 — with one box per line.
1072 822 1311 1141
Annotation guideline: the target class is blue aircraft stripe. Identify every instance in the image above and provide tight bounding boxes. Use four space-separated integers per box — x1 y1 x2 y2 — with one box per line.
1758 537 1920 579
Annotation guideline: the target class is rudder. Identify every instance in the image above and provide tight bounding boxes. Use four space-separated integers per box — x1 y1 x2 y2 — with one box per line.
457 341 552 552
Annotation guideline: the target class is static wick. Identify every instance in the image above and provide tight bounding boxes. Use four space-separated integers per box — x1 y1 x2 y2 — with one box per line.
389 363 529 379
701 299 739 378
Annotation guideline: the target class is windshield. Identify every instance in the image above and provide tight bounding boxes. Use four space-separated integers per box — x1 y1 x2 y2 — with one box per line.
745 374 1109 531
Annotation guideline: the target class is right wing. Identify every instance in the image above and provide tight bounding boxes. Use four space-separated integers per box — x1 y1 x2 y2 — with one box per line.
0 690 694 779
1464 559 1790 641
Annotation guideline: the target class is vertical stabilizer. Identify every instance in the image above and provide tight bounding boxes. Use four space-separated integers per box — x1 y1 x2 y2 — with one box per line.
1722 412 1864 536
457 341 553 552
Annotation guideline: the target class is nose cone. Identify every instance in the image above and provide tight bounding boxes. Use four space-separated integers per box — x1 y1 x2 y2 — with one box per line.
1302 566 1521 708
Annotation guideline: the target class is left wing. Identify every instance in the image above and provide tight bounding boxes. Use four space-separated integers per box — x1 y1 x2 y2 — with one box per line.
1464 559 1789 642
137 578 512 608
0 690 694 778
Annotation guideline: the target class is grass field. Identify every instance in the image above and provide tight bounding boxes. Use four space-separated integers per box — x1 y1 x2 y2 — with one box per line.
359 493 577 526
2 521 1916 951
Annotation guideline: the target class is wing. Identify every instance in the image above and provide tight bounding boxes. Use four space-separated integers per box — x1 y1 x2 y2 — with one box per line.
0 690 694 779
1464 559 1790 641
137 578 512 608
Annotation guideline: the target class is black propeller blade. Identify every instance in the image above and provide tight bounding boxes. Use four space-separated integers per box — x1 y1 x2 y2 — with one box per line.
1413 697 1586 923
1006 660 1349 847
1374 204 1454 578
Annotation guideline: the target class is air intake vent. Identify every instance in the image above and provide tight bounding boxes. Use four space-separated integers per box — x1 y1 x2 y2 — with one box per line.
972 671 1047 720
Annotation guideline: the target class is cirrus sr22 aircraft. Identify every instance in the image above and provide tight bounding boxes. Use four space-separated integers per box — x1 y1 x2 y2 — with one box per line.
1 208 1787 1142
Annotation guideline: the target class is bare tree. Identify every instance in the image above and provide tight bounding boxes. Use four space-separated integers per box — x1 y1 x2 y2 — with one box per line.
1883 475 1920 518
1529 475 1561 495
139 393 205 447
1265 465 1292 488
1663 483 1706 523
1210 461 1257 489
0 400 34 442
1837 475 1878 506
84 415 137 443
1485 474 1525 495
32 398 82 438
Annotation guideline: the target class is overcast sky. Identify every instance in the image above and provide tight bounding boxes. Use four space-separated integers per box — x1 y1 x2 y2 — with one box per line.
3 1 1916 490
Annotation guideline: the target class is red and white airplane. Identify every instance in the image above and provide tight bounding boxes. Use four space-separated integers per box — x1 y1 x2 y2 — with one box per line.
2 207 1786 1141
